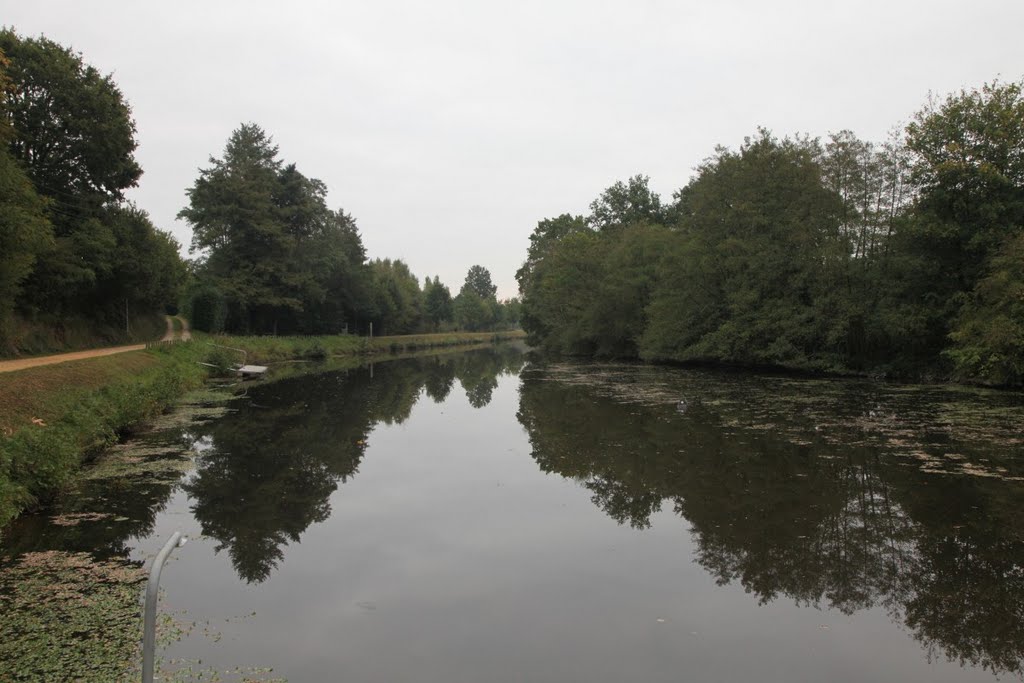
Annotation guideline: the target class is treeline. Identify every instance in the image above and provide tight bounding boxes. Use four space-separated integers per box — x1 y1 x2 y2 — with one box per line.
0 29 183 352
179 124 521 336
518 80 1024 385
0 28 516 354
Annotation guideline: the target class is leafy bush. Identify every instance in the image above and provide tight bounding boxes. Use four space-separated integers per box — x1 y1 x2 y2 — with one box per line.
204 347 238 376
188 284 228 333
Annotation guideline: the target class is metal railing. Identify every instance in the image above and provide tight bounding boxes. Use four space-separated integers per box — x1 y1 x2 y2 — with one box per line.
142 532 187 683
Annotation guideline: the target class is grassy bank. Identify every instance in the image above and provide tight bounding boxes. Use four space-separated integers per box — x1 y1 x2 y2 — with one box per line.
0 343 206 529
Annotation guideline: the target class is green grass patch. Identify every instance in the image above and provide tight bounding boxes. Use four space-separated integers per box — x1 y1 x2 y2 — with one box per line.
0 353 159 434
0 344 206 529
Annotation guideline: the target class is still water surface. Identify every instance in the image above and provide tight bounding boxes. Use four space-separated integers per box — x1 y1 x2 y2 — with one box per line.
5 345 1024 682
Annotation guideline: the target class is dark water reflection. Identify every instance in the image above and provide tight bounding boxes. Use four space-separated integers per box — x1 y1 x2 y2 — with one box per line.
184 347 526 583
3 347 1024 682
518 363 1024 678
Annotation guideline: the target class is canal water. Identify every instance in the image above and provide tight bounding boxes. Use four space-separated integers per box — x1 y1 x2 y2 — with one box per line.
3 344 1024 682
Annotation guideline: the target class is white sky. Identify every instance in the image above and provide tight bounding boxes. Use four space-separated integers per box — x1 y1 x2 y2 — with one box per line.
3 1 1022 298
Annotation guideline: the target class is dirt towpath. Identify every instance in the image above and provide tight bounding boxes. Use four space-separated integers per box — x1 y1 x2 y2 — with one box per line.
0 344 147 373
0 316 190 374
160 315 192 342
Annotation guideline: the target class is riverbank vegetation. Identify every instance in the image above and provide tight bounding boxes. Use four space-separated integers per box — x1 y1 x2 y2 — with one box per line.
518 80 1024 386
0 344 206 529
0 329 524 530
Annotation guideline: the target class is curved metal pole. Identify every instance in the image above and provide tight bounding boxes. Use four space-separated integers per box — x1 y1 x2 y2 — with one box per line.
142 531 186 683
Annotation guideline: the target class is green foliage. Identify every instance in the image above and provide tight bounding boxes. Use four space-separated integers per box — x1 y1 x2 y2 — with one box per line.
588 174 666 231
0 140 51 342
180 124 372 335
896 80 1024 368
499 297 522 327
0 46 52 344
366 258 423 335
0 30 184 349
209 330 524 364
453 290 493 331
515 214 588 292
185 281 228 333
947 233 1024 384
453 265 502 332
0 30 140 204
203 346 238 376
0 28 151 320
95 204 185 320
643 131 846 368
463 264 497 299
519 230 602 353
423 276 454 329
905 80 1024 290
586 224 673 356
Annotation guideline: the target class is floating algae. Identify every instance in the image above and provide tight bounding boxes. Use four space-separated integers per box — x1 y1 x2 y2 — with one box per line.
531 361 1024 481
0 550 145 682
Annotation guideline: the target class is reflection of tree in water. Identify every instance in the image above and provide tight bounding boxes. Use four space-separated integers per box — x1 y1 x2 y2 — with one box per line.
446 344 520 409
406 345 525 408
423 357 456 403
186 345 525 583
517 371 1024 676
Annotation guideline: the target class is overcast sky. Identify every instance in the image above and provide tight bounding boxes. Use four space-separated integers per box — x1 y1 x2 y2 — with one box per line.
4 1 1022 297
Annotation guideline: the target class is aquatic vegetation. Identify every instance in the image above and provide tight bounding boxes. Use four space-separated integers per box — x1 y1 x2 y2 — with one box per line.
0 376 293 681
534 362 1024 481
0 550 145 682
